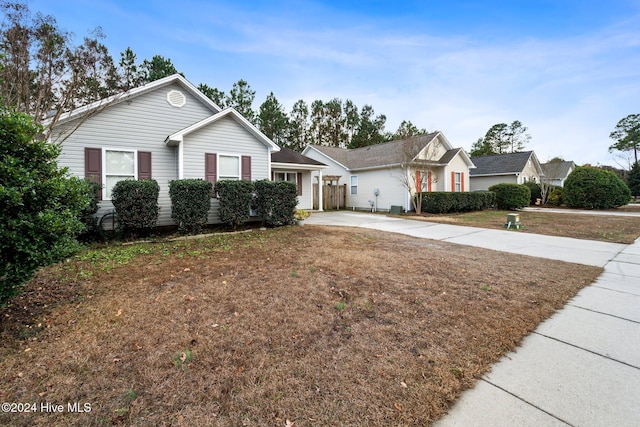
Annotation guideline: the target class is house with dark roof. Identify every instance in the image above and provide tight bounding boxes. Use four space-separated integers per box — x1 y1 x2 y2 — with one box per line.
302 132 475 212
48 74 326 225
469 151 544 191
541 160 576 187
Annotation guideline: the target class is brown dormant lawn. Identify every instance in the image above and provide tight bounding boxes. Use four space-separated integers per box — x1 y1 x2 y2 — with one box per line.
1 225 601 426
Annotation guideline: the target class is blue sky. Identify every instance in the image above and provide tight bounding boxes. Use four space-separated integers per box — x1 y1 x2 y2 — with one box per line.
28 0 640 167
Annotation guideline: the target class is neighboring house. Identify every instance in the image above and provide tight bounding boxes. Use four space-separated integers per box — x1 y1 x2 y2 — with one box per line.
469 151 544 191
49 74 287 226
271 147 328 210
541 160 576 187
302 132 475 212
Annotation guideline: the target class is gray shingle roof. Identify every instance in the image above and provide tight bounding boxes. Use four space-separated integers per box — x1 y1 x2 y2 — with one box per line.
310 132 465 170
470 151 535 176
541 161 575 180
271 147 326 166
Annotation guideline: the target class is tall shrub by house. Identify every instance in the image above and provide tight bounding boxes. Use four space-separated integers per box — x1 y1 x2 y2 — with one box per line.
254 180 298 227
488 183 531 210
169 179 213 234
627 162 640 198
215 180 255 229
563 166 630 209
0 110 91 302
111 179 160 235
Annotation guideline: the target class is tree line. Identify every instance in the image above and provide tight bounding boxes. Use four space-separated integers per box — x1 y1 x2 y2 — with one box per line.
0 1 426 149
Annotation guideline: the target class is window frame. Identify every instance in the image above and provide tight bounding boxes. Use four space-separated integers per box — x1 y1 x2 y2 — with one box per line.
218 153 242 181
102 147 138 200
350 175 358 195
454 172 462 192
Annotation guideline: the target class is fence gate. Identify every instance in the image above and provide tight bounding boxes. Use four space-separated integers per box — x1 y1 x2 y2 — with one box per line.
313 181 346 210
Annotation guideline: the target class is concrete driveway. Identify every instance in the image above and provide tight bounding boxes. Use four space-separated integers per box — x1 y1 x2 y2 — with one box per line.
305 211 640 426
305 211 625 267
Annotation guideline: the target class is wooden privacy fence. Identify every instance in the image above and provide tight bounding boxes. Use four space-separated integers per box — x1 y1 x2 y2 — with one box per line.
313 183 346 210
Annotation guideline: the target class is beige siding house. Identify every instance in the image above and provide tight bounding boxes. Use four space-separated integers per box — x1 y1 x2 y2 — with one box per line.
469 151 544 191
302 132 475 212
50 74 282 226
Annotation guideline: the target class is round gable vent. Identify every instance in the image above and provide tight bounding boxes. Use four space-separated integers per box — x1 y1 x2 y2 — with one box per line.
167 90 186 107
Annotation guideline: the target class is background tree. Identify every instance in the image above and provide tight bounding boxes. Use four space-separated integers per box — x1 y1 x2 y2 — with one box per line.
343 99 359 147
470 120 531 156
197 83 226 108
309 99 327 145
1 1 70 120
349 104 386 148
324 98 344 147
609 113 640 166
67 28 119 106
257 91 289 146
627 162 640 198
392 120 427 140
118 47 144 90
469 137 494 156
140 54 179 82
287 99 309 151
226 79 255 123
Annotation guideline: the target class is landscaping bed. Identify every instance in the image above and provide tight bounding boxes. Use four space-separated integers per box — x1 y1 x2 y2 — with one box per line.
0 226 601 426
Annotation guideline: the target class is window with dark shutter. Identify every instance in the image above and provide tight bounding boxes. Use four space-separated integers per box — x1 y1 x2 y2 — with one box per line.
85 147 102 200
138 151 152 180
297 173 303 196
241 156 251 181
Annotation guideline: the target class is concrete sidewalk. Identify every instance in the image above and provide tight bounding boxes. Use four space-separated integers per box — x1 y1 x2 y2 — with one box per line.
305 211 640 426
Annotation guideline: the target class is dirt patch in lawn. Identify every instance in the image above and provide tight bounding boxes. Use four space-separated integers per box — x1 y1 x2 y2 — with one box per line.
0 226 601 426
413 209 640 244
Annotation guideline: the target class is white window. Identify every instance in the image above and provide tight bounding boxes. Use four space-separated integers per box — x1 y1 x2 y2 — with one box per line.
350 175 358 195
219 155 240 180
104 149 136 199
454 172 462 192
274 171 297 184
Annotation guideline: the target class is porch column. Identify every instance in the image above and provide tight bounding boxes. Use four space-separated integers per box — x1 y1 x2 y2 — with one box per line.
317 171 323 211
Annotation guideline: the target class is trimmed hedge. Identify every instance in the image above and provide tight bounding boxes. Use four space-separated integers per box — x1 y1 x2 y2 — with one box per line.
254 180 298 227
78 179 101 241
563 166 631 209
169 179 213 234
111 179 160 235
488 183 531 210
417 191 495 214
215 180 255 229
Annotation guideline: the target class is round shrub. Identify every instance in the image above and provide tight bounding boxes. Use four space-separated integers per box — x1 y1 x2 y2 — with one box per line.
523 181 541 205
169 179 213 234
548 187 563 206
563 166 631 209
111 179 160 235
488 183 531 210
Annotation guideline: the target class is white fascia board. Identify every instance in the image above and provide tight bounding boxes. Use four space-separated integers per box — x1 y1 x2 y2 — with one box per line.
271 162 328 171
470 172 519 177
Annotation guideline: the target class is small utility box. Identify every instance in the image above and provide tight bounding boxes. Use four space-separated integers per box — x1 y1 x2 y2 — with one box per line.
390 205 404 214
505 213 521 229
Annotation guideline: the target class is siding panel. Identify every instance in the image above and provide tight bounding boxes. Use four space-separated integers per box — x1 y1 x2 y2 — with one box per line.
55 82 215 226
